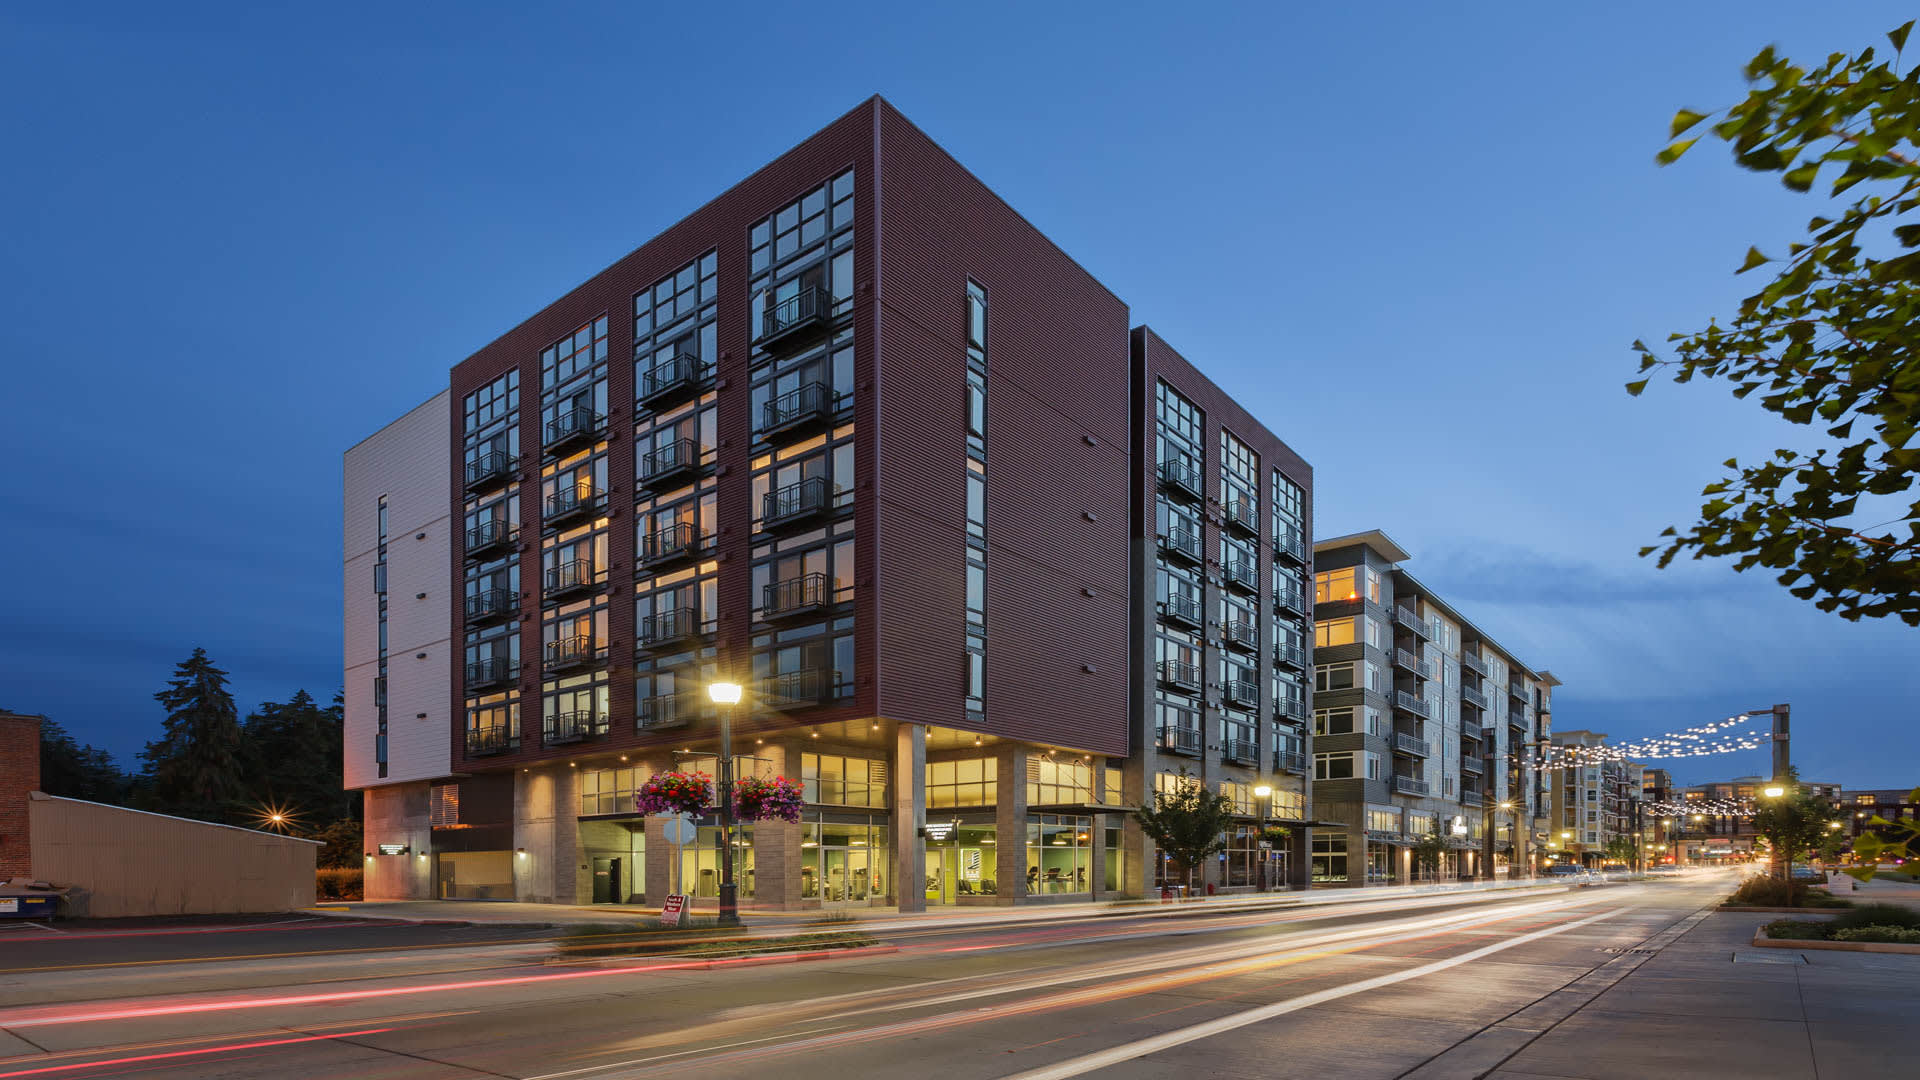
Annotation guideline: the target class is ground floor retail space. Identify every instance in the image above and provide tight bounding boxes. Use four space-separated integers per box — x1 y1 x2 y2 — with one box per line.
1309 830 1493 887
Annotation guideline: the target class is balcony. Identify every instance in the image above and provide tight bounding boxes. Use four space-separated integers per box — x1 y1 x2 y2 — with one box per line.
757 285 830 353
764 571 831 620
1157 659 1201 691
1222 738 1260 764
1223 621 1259 653
636 691 703 731
1274 749 1308 775
1461 684 1490 710
758 668 832 708
544 559 599 601
1461 650 1489 677
1461 756 1484 775
465 519 517 560
545 486 604 529
464 451 515 494
1393 774 1431 797
1159 526 1203 565
1158 458 1203 501
1273 531 1307 565
1392 690 1431 719
639 522 705 569
466 725 517 756
637 607 700 651
1223 678 1260 707
1222 558 1258 594
1156 724 1202 755
1394 732 1429 757
544 407 605 456
637 351 705 411
1274 696 1308 723
1159 594 1203 629
1460 789 1485 807
1393 648 1431 679
464 657 518 691
638 438 703 490
464 588 517 626
1273 579 1306 616
543 634 600 673
1273 642 1307 670
760 381 833 443
1508 682 1531 704
1393 606 1430 638
544 710 607 745
1224 498 1260 536
762 476 831 528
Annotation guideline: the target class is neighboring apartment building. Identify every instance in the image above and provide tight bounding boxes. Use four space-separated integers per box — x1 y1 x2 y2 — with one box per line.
1845 787 1918 843
1676 775 1844 864
343 97 1316 910
1307 532 1552 886
1546 731 1640 866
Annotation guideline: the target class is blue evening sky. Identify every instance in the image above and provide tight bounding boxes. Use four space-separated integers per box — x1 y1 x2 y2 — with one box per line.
2 3 1913 788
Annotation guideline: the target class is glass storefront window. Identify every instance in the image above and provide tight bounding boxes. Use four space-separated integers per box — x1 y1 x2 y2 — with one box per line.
1312 834 1348 884
926 824 997 903
1224 825 1257 887
803 752 887 808
799 817 888 904
1027 758 1092 805
679 825 754 900
927 757 997 808
1025 814 1091 895
1104 826 1125 892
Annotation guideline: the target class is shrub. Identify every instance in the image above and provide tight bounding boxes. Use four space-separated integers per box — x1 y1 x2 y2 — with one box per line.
1730 877 1801 906
315 867 363 901
1831 925 1920 944
1831 903 1920 931
1761 918 1830 940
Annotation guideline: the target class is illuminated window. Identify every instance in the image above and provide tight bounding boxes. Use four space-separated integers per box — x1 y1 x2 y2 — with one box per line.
926 758 997 808
1315 568 1358 604
1315 617 1356 648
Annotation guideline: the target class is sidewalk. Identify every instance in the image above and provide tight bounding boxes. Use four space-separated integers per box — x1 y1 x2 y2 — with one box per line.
1481 909 1920 1079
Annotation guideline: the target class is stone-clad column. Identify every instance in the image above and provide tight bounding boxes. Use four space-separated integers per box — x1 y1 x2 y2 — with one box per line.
892 723 927 912
996 745 1028 901
752 740 802 909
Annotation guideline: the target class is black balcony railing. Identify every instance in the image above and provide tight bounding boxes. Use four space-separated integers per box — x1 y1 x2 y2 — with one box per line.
764 572 831 619
639 522 704 568
1157 724 1202 755
1157 660 1201 691
464 657 518 691
1160 526 1203 564
639 438 703 489
544 407 604 455
1274 749 1308 775
761 381 833 441
1223 678 1260 706
1461 685 1490 710
1223 621 1259 652
1393 606 1430 637
466 724 517 756
1461 756 1484 775
759 668 832 708
1273 531 1307 565
1460 789 1485 806
762 476 831 527
1273 579 1306 615
465 519 517 560
1508 682 1531 703
544 635 600 672
637 351 705 409
1224 499 1259 536
1393 689 1432 719
1273 642 1307 670
1222 738 1260 764
1160 594 1203 628
1393 774 1431 796
1222 559 1258 593
544 710 607 745
544 559 599 599
637 607 700 650
1394 648 1435 680
464 451 515 493
545 485 604 527
637 692 703 731
758 286 830 351
1158 458 1203 501
1394 732 1429 757
1275 696 1307 723
1461 651 1489 677
464 588 517 626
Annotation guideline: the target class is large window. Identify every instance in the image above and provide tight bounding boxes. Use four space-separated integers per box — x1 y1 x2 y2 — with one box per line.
1027 757 1092 806
1312 833 1348 883
1026 814 1092 895
581 766 655 816
1314 706 1384 737
803 753 886 808
926 758 997 808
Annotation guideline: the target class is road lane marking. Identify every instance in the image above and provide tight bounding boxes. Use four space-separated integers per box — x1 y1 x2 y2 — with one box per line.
999 908 1622 1080
0 1027 397 1078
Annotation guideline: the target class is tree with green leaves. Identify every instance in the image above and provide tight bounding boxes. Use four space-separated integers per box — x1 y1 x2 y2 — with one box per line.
1134 775 1234 897
1411 831 1449 881
37 716 132 804
140 648 249 824
1604 835 1638 865
1631 22 1920 625
1752 771 1834 899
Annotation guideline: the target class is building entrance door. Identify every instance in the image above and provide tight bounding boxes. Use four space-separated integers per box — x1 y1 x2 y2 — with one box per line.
924 847 956 905
591 856 622 904
821 848 871 905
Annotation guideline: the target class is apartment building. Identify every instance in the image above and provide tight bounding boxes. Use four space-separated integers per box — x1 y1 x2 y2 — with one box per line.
1546 730 1640 866
344 97 1315 909
1307 532 1552 886
1675 775 1843 864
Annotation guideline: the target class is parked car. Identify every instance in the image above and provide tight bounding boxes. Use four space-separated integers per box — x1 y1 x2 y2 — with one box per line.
1597 862 1631 880
1645 864 1682 876
1542 864 1591 883
1789 864 1826 883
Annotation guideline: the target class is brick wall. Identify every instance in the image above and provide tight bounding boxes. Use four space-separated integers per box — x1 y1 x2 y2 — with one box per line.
0 713 43 879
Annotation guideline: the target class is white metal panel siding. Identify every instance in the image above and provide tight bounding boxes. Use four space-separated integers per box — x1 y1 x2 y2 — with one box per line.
343 390 453 790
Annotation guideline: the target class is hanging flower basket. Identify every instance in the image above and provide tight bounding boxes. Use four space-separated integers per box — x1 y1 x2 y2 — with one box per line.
734 775 806 823
634 770 713 817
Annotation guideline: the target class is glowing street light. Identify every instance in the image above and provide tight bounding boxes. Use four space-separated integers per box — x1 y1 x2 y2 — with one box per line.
1763 785 1786 798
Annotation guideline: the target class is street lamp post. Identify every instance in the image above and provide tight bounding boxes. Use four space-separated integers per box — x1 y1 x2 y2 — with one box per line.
1253 784 1272 892
1761 783 1787 883
1498 802 1513 880
708 681 743 926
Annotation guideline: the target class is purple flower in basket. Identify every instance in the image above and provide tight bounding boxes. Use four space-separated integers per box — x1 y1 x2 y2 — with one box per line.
734 775 806 823
634 770 713 817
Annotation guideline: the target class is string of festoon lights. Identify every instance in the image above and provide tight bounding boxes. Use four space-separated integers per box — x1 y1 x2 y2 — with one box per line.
1642 798 1755 817
1531 713 1770 767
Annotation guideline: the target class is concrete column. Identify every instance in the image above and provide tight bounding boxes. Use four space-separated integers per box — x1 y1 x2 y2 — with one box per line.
1288 825 1311 890
553 766 581 905
753 740 802 910
513 765 581 904
892 723 927 912
1088 760 1108 899
1124 760 1151 896
995 745 1028 901
643 814 672 902
362 783 434 900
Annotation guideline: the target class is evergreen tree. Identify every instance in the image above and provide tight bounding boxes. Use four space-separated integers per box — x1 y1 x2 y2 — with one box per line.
241 689 352 824
141 648 248 823
37 716 132 804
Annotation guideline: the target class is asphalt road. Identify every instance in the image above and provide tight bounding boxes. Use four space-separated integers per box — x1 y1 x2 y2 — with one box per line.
0 874 1741 1079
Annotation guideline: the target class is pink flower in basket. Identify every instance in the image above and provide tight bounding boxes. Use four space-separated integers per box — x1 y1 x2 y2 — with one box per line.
634 770 713 817
734 775 805 823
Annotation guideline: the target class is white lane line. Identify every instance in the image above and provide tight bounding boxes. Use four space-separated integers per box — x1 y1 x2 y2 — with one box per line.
1000 908 1622 1080
520 1026 849 1080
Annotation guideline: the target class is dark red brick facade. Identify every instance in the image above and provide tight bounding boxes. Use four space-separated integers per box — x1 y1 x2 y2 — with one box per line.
0 713 42 879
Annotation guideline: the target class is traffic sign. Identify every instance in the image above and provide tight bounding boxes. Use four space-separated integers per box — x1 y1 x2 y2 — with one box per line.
662 813 697 846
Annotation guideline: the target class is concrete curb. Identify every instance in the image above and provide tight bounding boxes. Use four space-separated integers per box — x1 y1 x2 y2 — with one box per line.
1751 927 1920 954
1719 905 1849 914
573 944 901 969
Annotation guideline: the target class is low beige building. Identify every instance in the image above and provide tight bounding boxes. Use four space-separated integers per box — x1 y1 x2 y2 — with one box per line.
29 793 319 917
